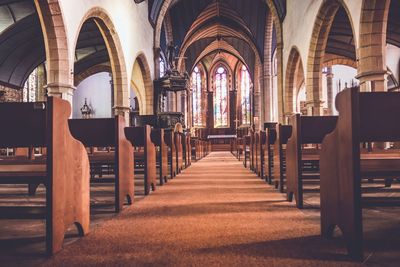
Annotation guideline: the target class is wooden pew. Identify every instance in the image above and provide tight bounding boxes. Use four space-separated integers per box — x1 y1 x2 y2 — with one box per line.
320 87 400 260
243 136 251 168
236 137 244 161
272 124 292 192
285 114 337 208
265 126 277 184
151 128 168 185
124 125 156 195
0 97 90 255
250 130 256 171
181 133 191 168
257 131 265 179
175 132 183 173
68 116 134 212
186 134 192 167
190 138 198 161
254 131 261 177
164 129 177 178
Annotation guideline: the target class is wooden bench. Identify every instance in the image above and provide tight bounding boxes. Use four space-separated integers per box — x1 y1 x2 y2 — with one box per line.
272 124 292 192
151 128 168 185
0 97 90 255
182 133 191 168
250 130 256 171
285 114 337 208
175 132 183 173
125 125 156 196
264 126 277 185
243 136 251 168
68 116 134 212
320 87 400 260
256 131 264 178
236 137 244 161
164 129 177 179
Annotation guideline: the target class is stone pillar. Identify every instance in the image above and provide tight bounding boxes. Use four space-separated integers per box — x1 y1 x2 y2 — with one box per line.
207 91 213 128
356 71 387 92
181 90 187 127
113 105 131 125
326 66 334 115
305 100 324 116
45 82 75 103
154 47 161 79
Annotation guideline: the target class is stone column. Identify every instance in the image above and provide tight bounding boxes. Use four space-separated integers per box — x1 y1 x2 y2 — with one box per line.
326 66 334 115
45 82 75 103
305 100 324 116
113 105 131 125
356 71 387 92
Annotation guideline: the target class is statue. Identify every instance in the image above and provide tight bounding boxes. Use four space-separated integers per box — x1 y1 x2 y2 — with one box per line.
166 41 177 70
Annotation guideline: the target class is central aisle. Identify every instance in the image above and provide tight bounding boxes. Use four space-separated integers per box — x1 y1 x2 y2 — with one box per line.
45 152 356 266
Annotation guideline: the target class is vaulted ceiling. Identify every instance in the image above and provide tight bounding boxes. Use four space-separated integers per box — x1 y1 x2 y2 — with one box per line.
326 6 356 61
154 0 276 77
0 0 42 88
0 0 110 89
387 0 400 48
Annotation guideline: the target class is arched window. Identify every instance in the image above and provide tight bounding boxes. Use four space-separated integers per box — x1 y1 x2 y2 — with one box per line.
214 66 229 127
240 65 251 125
23 67 38 102
192 66 203 127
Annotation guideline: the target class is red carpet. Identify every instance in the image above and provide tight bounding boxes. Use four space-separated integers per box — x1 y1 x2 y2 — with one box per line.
43 152 359 266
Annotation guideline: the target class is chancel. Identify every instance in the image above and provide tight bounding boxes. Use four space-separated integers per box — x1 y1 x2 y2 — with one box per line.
0 0 399 266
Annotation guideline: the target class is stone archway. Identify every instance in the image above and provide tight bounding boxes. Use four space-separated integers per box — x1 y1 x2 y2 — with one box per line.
74 7 129 118
358 0 391 92
285 47 305 116
306 0 357 115
34 0 72 101
131 53 153 115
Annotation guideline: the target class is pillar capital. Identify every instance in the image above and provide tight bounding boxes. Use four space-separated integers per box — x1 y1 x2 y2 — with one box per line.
355 70 387 92
113 105 131 125
44 82 76 104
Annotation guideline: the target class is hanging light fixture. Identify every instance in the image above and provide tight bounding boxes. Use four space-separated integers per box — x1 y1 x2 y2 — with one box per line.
80 98 92 119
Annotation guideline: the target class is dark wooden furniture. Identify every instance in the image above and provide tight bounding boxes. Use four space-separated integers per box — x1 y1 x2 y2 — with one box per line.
272 124 292 192
164 129 177 178
320 87 400 260
175 131 183 173
68 116 134 212
265 127 277 184
0 97 90 255
125 125 156 195
285 114 337 208
151 128 168 185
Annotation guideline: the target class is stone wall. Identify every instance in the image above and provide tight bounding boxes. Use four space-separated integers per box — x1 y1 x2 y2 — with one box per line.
0 85 22 102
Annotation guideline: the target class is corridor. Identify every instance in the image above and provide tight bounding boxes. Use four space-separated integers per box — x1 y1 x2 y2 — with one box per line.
40 152 361 266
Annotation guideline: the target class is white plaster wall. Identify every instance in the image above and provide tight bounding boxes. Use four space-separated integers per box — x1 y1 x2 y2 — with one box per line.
282 0 362 89
387 44 400 82
58 0 154 99
72 72 112 118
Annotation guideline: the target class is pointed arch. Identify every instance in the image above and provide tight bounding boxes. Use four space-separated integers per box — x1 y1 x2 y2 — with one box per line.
285 47 305 115
131 52 153 115
306 0 357 115
34 0 71 94
74 7 128 116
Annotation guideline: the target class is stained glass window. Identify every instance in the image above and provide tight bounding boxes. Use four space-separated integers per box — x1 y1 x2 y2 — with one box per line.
192 66 203 127
23 68 37 102
240 65 251 125
214 66 228 127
